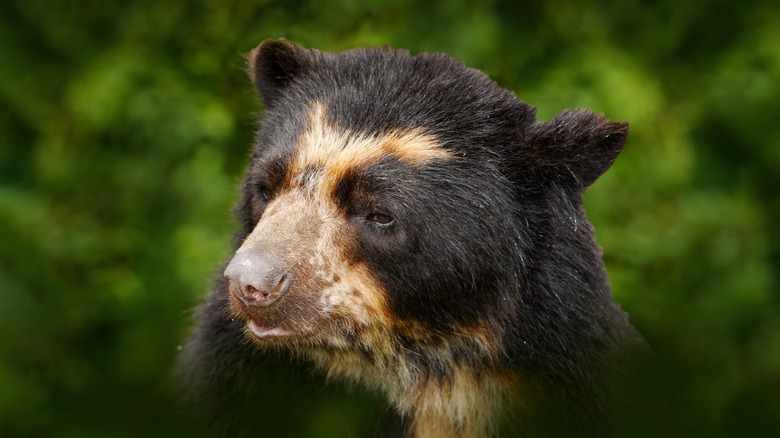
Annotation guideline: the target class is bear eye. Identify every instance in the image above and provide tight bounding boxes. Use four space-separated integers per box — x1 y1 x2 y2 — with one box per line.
366 212 394 226
257 184 271 201
250 183 275 220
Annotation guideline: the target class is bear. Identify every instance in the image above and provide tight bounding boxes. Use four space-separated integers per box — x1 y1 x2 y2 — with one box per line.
177 39 644 437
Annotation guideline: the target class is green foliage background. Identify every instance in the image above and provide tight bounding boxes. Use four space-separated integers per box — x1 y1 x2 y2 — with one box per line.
1 0 778 436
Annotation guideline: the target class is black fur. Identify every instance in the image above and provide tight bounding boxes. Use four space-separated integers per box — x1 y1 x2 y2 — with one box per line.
178 39 643 437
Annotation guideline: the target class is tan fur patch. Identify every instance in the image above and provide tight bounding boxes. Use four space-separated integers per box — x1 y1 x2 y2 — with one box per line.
304 317 512 438
229 184 396 347
315 342 517 438
290 102 450 194
407 367 517 438
386 323 510 437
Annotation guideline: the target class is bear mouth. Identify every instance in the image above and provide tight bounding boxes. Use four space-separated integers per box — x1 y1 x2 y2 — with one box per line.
245 320 296 340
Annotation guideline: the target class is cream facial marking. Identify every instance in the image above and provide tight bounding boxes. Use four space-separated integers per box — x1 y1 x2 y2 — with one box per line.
289 102 452 194
234 181 393 337
232 101 452 334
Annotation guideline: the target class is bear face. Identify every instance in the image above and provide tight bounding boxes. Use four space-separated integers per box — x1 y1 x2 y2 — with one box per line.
230 41 534 356
230 103 521 338
183 39 639 438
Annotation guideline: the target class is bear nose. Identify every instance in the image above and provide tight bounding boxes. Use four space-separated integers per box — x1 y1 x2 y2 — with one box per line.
224 250 291 307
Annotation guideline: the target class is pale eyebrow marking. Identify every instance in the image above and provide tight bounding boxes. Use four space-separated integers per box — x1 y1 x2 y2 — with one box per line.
290 102 451 192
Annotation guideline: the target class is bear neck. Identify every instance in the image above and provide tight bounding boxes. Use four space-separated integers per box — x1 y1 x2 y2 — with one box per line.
305 335 517 438
397 367 516 438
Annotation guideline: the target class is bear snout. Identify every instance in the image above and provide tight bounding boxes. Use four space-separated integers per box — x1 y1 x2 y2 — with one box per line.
224 250 292 307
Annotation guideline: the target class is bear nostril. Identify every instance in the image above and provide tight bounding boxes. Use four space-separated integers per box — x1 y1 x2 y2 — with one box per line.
275 273 291 295
245 284 267 300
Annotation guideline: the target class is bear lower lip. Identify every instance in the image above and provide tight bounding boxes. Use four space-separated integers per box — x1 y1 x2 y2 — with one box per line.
247 320 295 339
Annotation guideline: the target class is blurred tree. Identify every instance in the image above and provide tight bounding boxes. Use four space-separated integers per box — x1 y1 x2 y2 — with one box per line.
0 0 778 436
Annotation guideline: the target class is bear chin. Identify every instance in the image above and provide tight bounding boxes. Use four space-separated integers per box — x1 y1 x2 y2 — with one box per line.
245 321 295 340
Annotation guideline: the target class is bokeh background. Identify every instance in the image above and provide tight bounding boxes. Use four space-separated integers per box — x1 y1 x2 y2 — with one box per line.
1 0 779 436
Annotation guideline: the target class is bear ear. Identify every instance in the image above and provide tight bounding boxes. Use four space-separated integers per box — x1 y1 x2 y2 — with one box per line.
526 109 629 188
248 39 314 107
